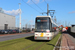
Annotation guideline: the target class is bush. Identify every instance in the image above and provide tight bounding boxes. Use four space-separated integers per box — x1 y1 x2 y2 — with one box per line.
22 30 26 32
22 29 31 32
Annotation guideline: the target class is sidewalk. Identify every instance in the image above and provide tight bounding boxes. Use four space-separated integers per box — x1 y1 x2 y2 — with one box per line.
61 33 75 50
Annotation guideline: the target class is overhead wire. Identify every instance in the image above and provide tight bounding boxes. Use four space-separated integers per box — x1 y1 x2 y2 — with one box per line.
44 0 47 4
31 0 43 11
22 0 40 13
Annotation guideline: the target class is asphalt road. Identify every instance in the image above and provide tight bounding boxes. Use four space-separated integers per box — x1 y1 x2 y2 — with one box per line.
0 33 34 42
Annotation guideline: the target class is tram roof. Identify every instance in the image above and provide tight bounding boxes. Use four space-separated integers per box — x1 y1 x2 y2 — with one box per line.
36 16 59 27
36 16 51 18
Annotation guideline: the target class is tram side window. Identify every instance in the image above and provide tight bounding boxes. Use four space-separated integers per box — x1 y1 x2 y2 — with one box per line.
52 23 56 32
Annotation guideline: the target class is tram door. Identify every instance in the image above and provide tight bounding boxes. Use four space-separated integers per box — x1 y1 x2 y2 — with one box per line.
4 24 8 30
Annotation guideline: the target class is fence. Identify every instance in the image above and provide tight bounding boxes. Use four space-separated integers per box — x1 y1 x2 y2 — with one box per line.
0 26 19 30
0 26 34 31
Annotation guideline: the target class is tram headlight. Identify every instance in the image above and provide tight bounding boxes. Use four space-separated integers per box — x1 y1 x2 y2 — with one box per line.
35 34 38 35
35 33 38 36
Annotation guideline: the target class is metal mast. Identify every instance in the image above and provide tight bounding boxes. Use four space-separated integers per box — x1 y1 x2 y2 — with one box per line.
41 4 55 17
47 4 49 16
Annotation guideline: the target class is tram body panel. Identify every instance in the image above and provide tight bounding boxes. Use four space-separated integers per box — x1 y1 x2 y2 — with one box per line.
34 32 54 40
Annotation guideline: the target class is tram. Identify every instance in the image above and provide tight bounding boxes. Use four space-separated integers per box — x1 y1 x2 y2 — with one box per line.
34 16 59 40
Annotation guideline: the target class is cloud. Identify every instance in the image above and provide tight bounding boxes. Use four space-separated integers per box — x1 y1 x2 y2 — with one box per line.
69 11 75 14
3 9 21 16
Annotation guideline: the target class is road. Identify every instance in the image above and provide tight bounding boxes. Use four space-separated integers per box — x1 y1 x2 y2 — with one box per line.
0 33 34 42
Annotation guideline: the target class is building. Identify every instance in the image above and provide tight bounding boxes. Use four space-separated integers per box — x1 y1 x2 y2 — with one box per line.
0 12 15 30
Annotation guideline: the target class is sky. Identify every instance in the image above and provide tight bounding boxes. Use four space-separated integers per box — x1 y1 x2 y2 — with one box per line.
0 0 75 27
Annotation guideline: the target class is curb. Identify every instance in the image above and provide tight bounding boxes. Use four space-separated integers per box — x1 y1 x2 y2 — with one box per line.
53 34 62 50
59 34 62 50
0 32 34 36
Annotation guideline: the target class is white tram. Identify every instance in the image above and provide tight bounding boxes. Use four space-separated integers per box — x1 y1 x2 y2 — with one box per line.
34 16 59 40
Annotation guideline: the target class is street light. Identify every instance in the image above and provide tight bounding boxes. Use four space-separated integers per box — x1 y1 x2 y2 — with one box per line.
19 3 21 33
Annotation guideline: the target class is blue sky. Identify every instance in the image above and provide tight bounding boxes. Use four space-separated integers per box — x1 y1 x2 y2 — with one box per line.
0 0 75 27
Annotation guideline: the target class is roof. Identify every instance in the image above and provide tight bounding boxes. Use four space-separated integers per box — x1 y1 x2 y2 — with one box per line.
0 12 15 17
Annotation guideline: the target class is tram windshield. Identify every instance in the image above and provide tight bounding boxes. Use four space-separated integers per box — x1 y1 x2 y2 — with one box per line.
35 17 50 32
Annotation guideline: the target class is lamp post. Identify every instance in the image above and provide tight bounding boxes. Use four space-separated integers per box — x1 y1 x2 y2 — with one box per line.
19 3 21 33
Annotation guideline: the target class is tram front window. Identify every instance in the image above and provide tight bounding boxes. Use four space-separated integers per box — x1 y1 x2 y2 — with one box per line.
35 17 50 32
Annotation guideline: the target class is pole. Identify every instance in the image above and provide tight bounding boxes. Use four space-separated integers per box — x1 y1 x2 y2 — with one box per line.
65 21 66 27
20 10 21 29
47 4 49 16
31 15 32 31
19 3 21 33
68 22 70 26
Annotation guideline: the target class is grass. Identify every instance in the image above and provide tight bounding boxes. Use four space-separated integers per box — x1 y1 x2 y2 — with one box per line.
0 32 61 50
38 32 61 50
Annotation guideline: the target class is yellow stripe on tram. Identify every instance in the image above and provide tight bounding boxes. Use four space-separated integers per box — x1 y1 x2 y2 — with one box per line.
40 33 44 37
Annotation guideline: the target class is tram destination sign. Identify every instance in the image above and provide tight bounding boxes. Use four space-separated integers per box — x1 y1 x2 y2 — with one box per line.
37 20 47 22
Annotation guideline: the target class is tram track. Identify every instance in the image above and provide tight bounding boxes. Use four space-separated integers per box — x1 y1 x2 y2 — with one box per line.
35 42 46 50
0 40 23 47
22 41 47 50
22 42 38 50
0 32 61 50
0 39 30 47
